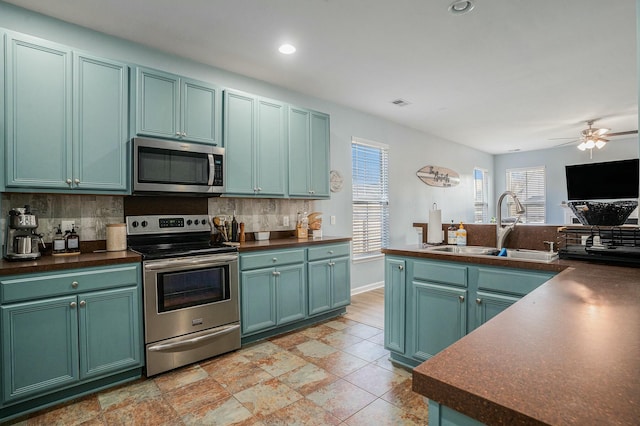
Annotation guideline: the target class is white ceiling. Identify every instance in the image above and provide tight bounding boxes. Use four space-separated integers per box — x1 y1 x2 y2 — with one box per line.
5 0 637 154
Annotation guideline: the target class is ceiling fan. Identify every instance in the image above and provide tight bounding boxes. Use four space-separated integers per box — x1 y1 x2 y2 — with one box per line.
553 120 638 155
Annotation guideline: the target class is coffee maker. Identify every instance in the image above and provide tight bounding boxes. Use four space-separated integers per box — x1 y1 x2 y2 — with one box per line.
3 205 45 261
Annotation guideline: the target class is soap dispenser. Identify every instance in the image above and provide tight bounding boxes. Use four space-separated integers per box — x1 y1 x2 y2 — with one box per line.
53 225 66 254
66 225 80 253
456 222 467 246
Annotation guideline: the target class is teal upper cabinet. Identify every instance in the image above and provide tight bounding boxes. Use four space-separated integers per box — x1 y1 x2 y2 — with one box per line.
135 67 221 145
224 90 286 197
5 32 128 192
288 107 330 198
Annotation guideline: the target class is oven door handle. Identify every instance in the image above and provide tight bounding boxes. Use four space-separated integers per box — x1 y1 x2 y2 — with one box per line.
147 324 240 353
144 255 238 271
207 154 215 186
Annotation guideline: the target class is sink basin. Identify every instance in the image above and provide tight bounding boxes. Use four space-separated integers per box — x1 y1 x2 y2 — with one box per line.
424 245 499 255
505 248 558 262
422 245 558 263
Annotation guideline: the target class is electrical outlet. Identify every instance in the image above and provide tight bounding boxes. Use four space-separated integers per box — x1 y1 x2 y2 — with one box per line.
283 216 290 227
330 215 336 225
61 220 75 232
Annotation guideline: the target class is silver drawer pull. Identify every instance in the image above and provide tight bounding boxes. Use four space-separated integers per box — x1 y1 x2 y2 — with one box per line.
459 295 465 302
71 281 79 288
272 258 278 262
476 298 482 304
148 324 240 352
79 300 86 307
70 301 77 308
398 265 404 271
328 250 334 254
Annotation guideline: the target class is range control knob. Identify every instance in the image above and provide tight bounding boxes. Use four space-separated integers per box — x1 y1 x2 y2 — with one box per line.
194 219 199 225
132 221 139 228
187 219 193 226
141 221 148 227
202 218 208 225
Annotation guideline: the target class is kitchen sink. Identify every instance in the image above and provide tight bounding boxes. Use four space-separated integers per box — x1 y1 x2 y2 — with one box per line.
422 245 558 263
504 248 558 262
423 245 499 255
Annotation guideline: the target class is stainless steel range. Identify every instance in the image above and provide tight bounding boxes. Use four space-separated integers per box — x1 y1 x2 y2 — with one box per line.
126 215 240 376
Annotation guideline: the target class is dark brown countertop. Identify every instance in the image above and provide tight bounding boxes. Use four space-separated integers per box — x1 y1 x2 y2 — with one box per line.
0 250 142 276
238 236 351 252
404 247 640 424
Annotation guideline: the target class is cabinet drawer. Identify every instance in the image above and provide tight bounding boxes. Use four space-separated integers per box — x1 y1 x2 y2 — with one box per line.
413 261 467 287
240 249 305 270
477 268 554 296
307 243 350 261
1 264 140 303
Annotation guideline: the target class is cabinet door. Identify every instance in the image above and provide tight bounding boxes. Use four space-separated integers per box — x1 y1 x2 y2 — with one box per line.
241 268 277 335
331 256 350 308
309 111 330 197
74 53 128 191
181 78 221 145
288 107 311 196
473 291 519 330
5 33 72 189
384 259 406 354
276 264 306 325
2 296 79 403
78 287 141 379
307 260 331 315
255 98 286 196
136 67 180 139
224 90 256 195
412 281 466 361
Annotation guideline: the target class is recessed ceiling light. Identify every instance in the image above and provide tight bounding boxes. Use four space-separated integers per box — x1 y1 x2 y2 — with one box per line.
278 44 296 54
448 0 474 15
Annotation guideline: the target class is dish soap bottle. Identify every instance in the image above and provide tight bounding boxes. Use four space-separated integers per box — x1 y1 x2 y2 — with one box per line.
53 225 66 254
447 221 458 245
456 222 467 246
66 225 80 253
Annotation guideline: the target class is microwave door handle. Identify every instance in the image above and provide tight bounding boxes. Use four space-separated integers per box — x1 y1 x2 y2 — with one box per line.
207 154 215 186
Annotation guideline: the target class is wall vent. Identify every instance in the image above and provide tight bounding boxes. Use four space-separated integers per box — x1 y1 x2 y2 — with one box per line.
391 98 411 107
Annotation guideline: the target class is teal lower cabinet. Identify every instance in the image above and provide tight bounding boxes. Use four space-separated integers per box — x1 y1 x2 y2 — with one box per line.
307 243 351 316
0 264 143 423
384 256 554 368
240 242 351 344
428 400 485 426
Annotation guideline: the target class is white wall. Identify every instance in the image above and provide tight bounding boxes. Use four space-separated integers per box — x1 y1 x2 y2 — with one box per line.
494 137 639 224
0 3 493 290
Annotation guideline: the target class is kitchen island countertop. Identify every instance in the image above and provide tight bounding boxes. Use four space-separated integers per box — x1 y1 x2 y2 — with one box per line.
387 246 640 425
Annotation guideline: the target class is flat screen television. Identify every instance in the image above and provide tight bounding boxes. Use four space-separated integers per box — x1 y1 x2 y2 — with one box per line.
565 158 639 200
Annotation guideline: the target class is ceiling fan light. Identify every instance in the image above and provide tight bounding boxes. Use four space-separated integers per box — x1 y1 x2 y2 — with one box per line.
585 139 596 149
577 142 587 151
595 139 607 149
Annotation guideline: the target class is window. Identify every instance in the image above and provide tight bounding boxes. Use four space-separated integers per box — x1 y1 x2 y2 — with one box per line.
505 166 546 223
473 168 489 223
352 138 389 258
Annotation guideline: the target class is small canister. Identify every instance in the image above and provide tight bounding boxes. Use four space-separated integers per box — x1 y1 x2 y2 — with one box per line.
106 223 127 251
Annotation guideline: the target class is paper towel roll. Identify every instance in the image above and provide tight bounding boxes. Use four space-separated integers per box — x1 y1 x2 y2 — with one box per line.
427 209 443 244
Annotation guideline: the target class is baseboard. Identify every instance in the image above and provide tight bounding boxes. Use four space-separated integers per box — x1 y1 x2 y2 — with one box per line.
351 281 384 296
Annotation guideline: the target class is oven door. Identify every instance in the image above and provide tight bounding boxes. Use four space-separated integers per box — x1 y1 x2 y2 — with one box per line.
143 253 239 344
133 137 224 194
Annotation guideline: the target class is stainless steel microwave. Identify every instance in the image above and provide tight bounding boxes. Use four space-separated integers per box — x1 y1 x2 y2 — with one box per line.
132 137 225 195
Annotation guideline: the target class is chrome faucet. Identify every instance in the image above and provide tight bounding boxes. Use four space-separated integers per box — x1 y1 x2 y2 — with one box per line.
496 191 525 250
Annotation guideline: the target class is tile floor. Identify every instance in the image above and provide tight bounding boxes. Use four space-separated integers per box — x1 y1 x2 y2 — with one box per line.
8 317 428 425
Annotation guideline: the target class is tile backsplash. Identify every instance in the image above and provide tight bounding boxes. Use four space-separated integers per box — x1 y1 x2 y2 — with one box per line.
1 193 124 243
208 198 315 233
1 193 316 244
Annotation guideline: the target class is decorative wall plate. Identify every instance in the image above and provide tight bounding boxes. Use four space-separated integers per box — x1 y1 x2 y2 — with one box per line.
330 170 344 192
416 165 460 187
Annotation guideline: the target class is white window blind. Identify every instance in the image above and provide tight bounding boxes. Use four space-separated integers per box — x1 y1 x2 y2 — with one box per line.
473 168 489 223
352 139 389 258
506 166 546 224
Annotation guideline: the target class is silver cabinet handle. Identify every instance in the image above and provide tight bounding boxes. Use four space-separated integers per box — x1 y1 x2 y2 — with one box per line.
71 281 79 288
70 301 77 308
176 131 182 136
74 178 80 185
328 250 334 254
476 298 482 304
79 300 86 307
459 295 465 302
66 178 72 185
272 271 281 276
182 132 187 137
257 187 262 192
398 265 404 271
272 258 278 262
